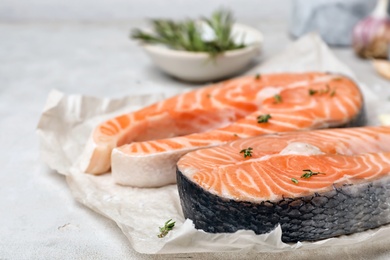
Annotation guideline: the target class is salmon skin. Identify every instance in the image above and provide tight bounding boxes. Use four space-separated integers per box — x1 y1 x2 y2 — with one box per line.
176 126 390 242
111 72 365 187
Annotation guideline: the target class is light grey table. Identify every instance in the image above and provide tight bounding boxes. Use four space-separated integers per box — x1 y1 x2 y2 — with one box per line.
1 17 390 259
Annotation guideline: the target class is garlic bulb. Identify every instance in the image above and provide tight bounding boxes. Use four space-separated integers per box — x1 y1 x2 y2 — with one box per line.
352 0 390 59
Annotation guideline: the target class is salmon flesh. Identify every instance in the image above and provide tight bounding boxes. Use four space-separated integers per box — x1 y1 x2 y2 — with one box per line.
80 72 365 187
177 126 390 242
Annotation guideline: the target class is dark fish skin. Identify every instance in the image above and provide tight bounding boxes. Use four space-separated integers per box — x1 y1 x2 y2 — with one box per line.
341 104 366 128
320 104 366 129
176 96 368 242
342 104 367 128
177 169 390 242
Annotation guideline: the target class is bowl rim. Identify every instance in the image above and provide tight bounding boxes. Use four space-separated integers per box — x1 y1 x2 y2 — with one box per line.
139 23 263 59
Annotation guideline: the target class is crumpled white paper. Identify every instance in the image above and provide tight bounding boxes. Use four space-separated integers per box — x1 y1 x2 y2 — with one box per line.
37 33 390 254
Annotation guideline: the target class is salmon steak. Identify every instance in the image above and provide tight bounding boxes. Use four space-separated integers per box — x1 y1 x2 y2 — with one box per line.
177 126 390 242
80 72 365 187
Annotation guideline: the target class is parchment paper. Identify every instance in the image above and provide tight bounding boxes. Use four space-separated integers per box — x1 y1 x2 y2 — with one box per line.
37 33 390 254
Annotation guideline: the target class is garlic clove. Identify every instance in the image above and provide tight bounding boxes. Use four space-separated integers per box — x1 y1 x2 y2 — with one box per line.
352 0 390 59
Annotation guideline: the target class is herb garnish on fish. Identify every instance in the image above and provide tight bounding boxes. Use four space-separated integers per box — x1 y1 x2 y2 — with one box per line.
240 147 253 158
257 114 271 123
308 85 336 97
301 169 325 179
291 178 299 184
273 94 282 103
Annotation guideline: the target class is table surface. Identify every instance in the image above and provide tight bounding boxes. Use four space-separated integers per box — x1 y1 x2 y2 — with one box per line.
1 17 390 260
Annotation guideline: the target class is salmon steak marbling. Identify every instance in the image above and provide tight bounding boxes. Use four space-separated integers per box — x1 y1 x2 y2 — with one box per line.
177 126 390 242
80 72 365 187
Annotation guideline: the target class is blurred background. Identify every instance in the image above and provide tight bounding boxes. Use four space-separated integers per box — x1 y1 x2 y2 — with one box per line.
1 0 290 22
1 0 389 95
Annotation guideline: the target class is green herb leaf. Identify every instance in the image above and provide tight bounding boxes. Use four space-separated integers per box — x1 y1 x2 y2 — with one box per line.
131 9 246 58
257 114 272 123
291 178 299 184
273 94 282 104
321 84 330 94
240 147 253 158
255 73 261 80
309 89 317 96
158 219 176 238
308 85 336 97
301 169 325 179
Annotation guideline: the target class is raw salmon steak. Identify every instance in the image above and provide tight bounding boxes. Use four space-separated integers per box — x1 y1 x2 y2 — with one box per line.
177 126 390 242
110 72 365 187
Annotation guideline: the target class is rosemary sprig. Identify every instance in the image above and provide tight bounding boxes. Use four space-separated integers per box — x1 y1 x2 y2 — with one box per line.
158 219 176 238
257 114 271 123
240 147 253 158
131 10 246 58
301 169 325 179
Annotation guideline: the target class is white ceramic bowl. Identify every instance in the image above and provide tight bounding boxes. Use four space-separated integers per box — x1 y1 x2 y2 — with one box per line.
140 23 263 82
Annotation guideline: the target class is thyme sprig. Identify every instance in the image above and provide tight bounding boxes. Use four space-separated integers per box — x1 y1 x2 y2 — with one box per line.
309 89 318 96
257 114 272 123
157 219 176 238
301 169 326 179
308 84 336 97
240 147 253 158
131 9 246 58
291 178 299 184
292 169 326 184
323 84 330 94
273 94 282 104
